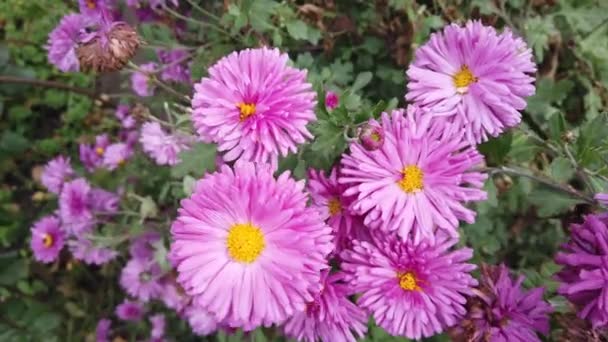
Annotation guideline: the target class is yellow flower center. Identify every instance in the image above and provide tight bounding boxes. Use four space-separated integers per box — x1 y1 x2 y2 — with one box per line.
453 65 478 91
370 132 381 142
397 165 424 193
86 0 97 9
397 271 420 291
226 223 265 263
95 147 105 156
328 198 342 216
237 103 256 121
42 233 54 248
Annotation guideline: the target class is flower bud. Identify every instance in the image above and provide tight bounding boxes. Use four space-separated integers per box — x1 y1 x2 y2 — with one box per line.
77 22 142 72
359 123 384 151
325 91 339 110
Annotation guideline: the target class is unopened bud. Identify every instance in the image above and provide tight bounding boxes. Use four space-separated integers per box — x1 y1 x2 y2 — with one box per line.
77 22 142 73
561 130 576 144
325 91 339 110
359 123 384 151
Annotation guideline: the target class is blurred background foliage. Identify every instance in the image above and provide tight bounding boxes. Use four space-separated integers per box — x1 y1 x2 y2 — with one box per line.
1 0 607 340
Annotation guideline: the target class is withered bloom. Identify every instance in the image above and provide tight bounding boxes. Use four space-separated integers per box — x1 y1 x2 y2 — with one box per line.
555 313 608 342
453 264 552 342
76 10 143 72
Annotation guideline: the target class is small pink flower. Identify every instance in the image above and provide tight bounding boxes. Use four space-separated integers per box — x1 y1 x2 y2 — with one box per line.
325 91 339 110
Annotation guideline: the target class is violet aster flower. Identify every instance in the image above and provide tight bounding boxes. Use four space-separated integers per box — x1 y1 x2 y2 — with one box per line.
132 62 158 97
103 143 133 170
555 213 608 328
454 264 552 341
46 13 89 72
95 318 111 342
69 237 117 265
555 313 608 342
149 314 165 340
192 47 317 166
60 178 94 234
340 233 477 339
120 257 164 302
89 188 120 215
157 49 191 83
115 105 137 129
139 122 191 166
30 215 65 263
41 155 74 194
307 167 369 254
325 91 339 110
115 300 144 321
79 0 115 18
170 162 333 330
406 20 536 143
80 134 111 172
130 231 162 260
184 305 220 336
595 193 608 206
340 107 487 243
283 271 368 342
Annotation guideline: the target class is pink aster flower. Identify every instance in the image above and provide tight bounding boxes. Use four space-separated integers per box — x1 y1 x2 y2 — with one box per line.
406 20 536 143
453 264 552 342
115 300 144 321
120 257 164 302
157 49 191 83
149 314 166 340
132 62 158 97
192 47 317 166
139 122 191 166
170 162 333 329
160 279 190 313
340 107 487 244
283 271 368 342
130 231 162 260
69 237 117 265
103 143 133 170
325 91 339 110
555 213 608 328
115 104 137 129
30 215 65 263
80 134 111 172
41 155 74 194
79 0 115 18
60 178 94 234
340 233 477 340
46 14 89 72
96 318 111 342
307 167 369 254
184 305 220 336
89 188 120 215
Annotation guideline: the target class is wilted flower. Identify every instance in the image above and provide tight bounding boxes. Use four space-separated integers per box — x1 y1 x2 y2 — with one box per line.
325 91 339 110
41 155 74 194
30 215 65 263
340 107 487 243
340 233 477 339
555 313 608 342
76 11 143 72
283 271 368 342
115 300 144 321
170 162 333 330
555 213 608 328
139 122 191 166
453 264 552 341
192 47 317 166
358 123 384 151
406 20 536 143
46 13 90 72
131 62 158 97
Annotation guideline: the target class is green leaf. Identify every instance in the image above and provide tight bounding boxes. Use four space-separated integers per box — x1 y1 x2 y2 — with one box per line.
549 157 575 183
529 188 584 217
285 19 309 40
478 132 513 165
139 196 158 219
0 258 28 286
351 72 373 92
171 142 217 178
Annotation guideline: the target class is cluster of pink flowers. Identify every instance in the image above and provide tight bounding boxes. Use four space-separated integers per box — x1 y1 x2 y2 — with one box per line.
40 13 608 340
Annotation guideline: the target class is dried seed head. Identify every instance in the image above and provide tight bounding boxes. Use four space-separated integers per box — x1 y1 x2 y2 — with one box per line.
77 22 143 73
